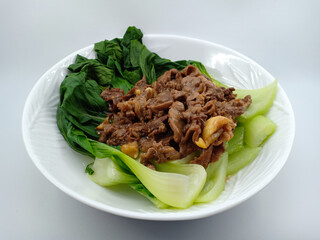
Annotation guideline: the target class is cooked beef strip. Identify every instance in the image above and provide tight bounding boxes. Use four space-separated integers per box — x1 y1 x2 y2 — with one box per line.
98 65 251 168
190 143 225 168
168 101 185 143
100 88 124 112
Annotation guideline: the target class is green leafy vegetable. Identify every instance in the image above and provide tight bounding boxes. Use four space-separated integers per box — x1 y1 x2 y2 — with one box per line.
235 80 278 122
110 75 133 93
88 157 138 186
244 115 277 147
130 183 169 209
155 161 207 208
94 38 123 64
227 147 262 176
226 126 245 155
196 152 228 203
57 108 95 158
59 72 108 138
85 163 94 175
170 152 199 164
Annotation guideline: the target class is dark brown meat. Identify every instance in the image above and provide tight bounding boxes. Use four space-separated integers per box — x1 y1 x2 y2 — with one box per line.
146 115 168 137
100 88 124 112
98 65 251 168
190 144 225 168
215 96 252 120
190 144 214 168
139 138 181 165
168 101 185 142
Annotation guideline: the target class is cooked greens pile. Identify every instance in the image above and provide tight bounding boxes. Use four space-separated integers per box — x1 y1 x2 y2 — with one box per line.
57 26 277 208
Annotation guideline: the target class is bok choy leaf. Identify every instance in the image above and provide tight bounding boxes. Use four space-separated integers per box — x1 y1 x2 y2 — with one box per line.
118 153 207 208
130 183 169 209
155 162 207 208
88 157 138 186
195 152 228 203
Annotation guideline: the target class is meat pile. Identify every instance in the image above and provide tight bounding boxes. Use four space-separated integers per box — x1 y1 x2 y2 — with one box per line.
97 65 251 168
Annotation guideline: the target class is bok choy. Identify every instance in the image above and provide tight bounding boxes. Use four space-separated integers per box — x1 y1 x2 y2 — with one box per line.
88 157 138 186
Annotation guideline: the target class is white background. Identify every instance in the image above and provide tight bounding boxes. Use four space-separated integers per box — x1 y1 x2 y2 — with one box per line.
1 0 319 239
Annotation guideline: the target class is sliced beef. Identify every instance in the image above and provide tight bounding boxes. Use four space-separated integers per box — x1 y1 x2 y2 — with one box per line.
100 88 124 112
215 96 252 120
168 101 185 143
139 138 181 166
148 91 173 112
190 144 225 168
190 144 214 168
98 65 251 168
146 115 168 137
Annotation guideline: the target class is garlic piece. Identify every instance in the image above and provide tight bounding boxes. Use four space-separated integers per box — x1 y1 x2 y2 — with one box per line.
121 141 139 159
195 116 232 148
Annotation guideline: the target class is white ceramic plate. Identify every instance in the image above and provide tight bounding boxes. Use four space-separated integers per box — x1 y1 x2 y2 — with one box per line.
22 35 295 221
